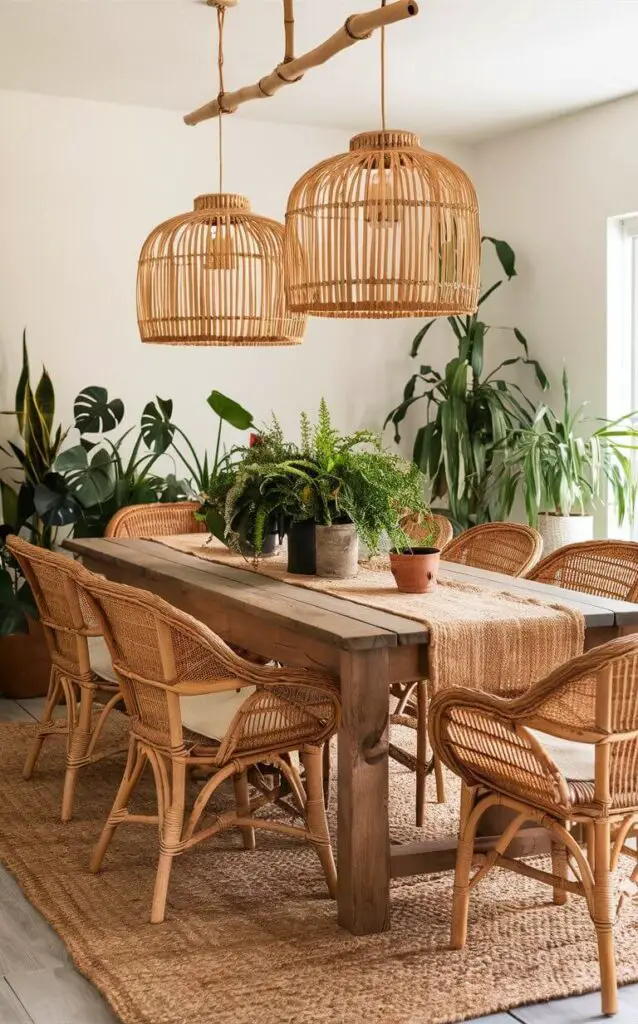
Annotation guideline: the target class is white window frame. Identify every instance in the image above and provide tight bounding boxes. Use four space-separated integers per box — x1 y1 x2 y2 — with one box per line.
607 213 638 539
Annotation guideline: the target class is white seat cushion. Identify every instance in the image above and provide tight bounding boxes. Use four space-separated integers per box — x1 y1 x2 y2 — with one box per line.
527 728 595 782
88 636 118 685
180 687 256 742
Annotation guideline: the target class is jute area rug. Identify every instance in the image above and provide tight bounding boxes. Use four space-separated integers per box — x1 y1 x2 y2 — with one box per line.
1 716 638 1024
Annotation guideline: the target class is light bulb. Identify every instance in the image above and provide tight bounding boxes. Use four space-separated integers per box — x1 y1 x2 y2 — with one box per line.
205 221 236 270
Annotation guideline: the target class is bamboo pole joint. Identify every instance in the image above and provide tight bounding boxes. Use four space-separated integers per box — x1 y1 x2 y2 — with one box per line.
184 0 419 127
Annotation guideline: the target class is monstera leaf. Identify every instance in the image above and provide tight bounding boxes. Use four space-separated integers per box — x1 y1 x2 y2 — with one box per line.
141 397 175 454
34 472 82 526
207 391 254 431
74 386 125 435
54 445 115 507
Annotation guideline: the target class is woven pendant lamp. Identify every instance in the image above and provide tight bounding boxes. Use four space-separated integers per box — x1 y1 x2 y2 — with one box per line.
284 7 480 318
137 4 306 346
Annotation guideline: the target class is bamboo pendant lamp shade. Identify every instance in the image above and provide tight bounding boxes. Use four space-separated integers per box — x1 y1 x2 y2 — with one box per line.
284 130 481 319
137 193 306 346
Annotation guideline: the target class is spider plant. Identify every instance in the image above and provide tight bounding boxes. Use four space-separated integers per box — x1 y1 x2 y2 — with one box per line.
498 369 638 526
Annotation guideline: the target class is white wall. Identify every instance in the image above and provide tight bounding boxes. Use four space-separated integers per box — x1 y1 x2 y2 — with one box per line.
475 92 638 420
0 89 475 473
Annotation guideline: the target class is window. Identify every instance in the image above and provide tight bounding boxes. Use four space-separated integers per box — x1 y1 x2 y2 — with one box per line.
607 213 638 538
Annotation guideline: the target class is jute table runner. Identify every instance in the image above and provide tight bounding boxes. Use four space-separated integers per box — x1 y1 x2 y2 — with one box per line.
153 535 585 695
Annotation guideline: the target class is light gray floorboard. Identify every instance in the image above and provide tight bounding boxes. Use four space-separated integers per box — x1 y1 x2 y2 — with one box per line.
3 699 638 1024
6 967 119 1024
0 978 32 1024
15 696 66 721
0 699 34 723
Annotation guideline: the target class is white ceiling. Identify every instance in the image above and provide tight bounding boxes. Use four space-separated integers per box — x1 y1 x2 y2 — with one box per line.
2 0 638 142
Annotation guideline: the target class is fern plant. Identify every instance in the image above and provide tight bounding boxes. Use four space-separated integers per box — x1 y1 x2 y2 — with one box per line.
218 401 430 557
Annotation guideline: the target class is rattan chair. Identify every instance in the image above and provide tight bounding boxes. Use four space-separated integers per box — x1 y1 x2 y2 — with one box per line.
6 536 123 822
442 522 542 577
527 540 638 601
403 512 453 552
389 522 542 824
78 570 340 924
105 501 206 539
430 634 638 1018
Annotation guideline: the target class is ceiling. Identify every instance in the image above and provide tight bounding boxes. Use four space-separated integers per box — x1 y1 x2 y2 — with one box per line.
2 0 638 142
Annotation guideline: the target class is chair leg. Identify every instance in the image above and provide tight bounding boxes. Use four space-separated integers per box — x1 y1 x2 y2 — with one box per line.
61 682 95 823
416 680 427 827
301 745 337 899
91 735 147 873
23 666 61 781
434 755 446 804
586 821 596 873
592 819 618 1017
322 741 331 810
451 785 479 949
233 770 255 851
551 831 568 906
151 760 187 925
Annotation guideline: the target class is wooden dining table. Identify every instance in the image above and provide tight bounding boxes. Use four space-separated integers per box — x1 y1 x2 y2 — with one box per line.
65 536 638 937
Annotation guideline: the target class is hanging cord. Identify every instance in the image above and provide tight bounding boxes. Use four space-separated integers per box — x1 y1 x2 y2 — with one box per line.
380 0 387 132
215 4 226 192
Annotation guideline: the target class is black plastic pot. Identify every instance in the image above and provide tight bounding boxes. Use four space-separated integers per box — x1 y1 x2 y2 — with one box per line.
239 531 280 558
287 519 316 574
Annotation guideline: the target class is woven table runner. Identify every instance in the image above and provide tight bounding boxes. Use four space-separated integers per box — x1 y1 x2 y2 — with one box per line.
153 535 585 695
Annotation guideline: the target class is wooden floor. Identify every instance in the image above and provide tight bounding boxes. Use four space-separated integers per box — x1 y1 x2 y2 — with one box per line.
2 699 638 1024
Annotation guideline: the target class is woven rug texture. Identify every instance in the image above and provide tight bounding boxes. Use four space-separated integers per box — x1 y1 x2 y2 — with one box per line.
0 714 637 1024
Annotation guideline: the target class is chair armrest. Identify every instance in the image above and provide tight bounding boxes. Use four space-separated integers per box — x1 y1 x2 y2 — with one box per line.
429 686 573 810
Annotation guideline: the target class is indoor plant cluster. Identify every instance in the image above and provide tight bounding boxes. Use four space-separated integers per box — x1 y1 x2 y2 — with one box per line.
387 237 638 548
0 334 253 698
198 399 436 582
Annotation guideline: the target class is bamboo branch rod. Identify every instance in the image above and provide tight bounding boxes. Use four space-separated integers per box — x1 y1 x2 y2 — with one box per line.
184 0 419 126
283 0 295 63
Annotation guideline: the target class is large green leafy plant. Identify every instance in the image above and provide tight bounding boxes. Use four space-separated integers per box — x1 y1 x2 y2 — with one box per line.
386 238 549 529
498 369 638 525
0 334 60 633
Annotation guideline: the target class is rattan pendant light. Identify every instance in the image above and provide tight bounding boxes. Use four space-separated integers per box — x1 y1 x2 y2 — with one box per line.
284 3 480 319
137 3 306 346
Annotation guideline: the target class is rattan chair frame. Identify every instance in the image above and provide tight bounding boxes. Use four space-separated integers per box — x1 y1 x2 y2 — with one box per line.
77 570 341 924
527 539 638 602
388 522 541 824
6 536 125 822
105 502 207 539
401 512 453 553
430 634 638 1018
442 522 543 577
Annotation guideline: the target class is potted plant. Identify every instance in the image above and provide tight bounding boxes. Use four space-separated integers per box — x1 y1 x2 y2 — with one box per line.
498 369 638 554
294 401 431 579
389 523 441 594
221 420 313 560
386 237 549 530
0 334 69 696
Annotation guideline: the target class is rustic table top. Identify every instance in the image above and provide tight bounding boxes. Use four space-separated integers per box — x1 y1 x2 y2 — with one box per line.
64 536 638 648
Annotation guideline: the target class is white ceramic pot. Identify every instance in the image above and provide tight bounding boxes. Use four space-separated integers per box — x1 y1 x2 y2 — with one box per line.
537 514 594 556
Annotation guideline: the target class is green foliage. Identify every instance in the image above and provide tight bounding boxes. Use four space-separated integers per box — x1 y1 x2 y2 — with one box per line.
0 330 70 547
218 400 430 557
497 368 638 525
385 238 549 530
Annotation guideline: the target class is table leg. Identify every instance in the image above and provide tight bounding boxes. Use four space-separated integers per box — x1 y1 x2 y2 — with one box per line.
337 647 390 935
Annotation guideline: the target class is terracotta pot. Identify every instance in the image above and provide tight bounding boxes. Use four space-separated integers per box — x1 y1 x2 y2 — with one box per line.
315 523 359 579
389 547 440 594
287 520 316 575
0 616 51 699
